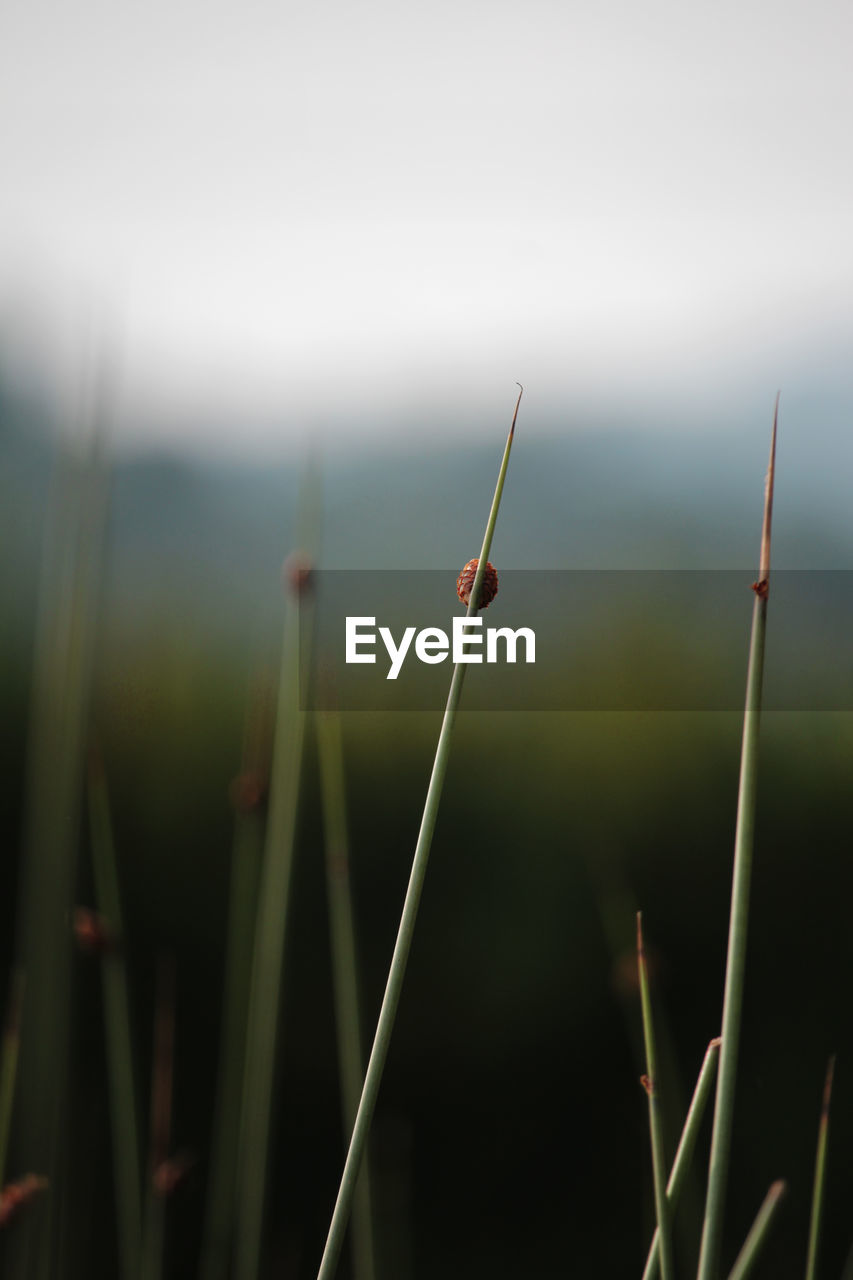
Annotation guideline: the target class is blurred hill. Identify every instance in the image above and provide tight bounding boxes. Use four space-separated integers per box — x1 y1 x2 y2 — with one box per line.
3 366 852 670
4 364 853 1278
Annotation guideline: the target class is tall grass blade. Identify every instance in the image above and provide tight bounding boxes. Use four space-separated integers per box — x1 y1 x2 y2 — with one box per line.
642 1037 721 1280
316 704 377 1280
696 401 778 1280
86 758 142 1280
804 1055 835 1280
200 676 270 1280
234 483 320 1280
0 971 25 1189
316 386 523 1280
12 403 109 1279
725 1181 786 1280
637 913 675 1280
140 954 176 1280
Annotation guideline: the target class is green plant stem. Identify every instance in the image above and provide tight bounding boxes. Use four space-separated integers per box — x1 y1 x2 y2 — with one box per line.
697 405 777 1280
0 969 25 1188
642 1037 721 1280
13 424 109 1280
317 708 377 1280
87 763 142 1280
805 1055 835 1280
726 1181 786 1280
200 807 264 1280
141 954 176 1280
234 585 315 1280
637 914 675 1280
315 386 522 1280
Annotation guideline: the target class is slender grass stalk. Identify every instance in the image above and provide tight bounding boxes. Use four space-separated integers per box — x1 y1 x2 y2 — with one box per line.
316 705 377 1280
140 954 176 1280
696 401 778 1280
637 913 675 1280
316 386 523 1280
86 759 142 1280
642 1037 721 1280
725 1181 786 1280
804 1055 835 1280
13 411 109 1280
0 970 25 1189
590 853 701 1252
234 551 318 1280
200 678 270 1280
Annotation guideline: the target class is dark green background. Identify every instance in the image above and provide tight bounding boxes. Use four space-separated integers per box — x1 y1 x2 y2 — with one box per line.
3 369 853 1277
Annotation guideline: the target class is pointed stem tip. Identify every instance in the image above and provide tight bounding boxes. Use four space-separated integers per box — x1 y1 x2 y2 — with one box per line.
509 384 523 438
821 1054 836 1118
759 396 779 585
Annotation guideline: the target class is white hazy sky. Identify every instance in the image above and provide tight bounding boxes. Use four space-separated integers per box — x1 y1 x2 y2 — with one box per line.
1 0 852 450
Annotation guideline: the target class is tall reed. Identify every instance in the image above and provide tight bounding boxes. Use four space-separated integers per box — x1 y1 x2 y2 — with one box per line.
696 401 778 1280
804 1056 835 1280
637 913 674 1280
234 538 318 1278
641 1038 720 1280
87 759 142 1280
200 676 271 1280
316 705 377 1280
316 386 523 1280
12 413 108 1279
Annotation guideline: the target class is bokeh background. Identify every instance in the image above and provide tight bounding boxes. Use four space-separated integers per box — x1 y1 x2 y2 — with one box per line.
3 1 853 1276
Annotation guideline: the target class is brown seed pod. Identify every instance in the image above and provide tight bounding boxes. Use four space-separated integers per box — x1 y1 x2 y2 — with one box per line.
0 1175 49 1227
73 907 120 956
283 552 314 596
456 559 498 610
228 770 268 815
152 1150 195 1197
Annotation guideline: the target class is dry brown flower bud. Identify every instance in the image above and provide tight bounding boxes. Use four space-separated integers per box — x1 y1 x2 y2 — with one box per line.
284 552 314 596
153 1151 195 1197
0 1175 49 1227
456 559 498 610
73 908 119 956
228 770 268 814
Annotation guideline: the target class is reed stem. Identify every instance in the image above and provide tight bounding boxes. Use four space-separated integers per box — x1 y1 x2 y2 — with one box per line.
804 1055 835 1280
637 913 674 1280
642 1037 720 1280
726 1181 786 1280
696 403 778 1280
315 386 522 1280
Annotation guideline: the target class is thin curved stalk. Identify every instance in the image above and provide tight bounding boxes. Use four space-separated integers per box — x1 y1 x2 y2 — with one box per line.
0 970 25 1189
234 474 320 1280
726 1181 786 1280
315 386 523 1280
317 707 376 1280
642 1037 720 1280
697 402 778 1280
637 914 674 1280
805 1055 835 1280
87 762 142 1280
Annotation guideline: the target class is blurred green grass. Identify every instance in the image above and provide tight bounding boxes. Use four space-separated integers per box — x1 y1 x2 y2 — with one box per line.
3 399 853 1276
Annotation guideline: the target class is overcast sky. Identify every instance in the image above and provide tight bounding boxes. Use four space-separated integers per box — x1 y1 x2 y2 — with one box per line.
1 0 852 452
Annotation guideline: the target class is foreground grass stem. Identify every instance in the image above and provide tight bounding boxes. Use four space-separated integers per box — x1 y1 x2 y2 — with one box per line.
805 1055 835 1280
726 1181 786 1280
317 707 376 1280
697 402 778 1280
87 761 142 1280
642 1037 720 1280
637 913 674 1280
315 387 522 1280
